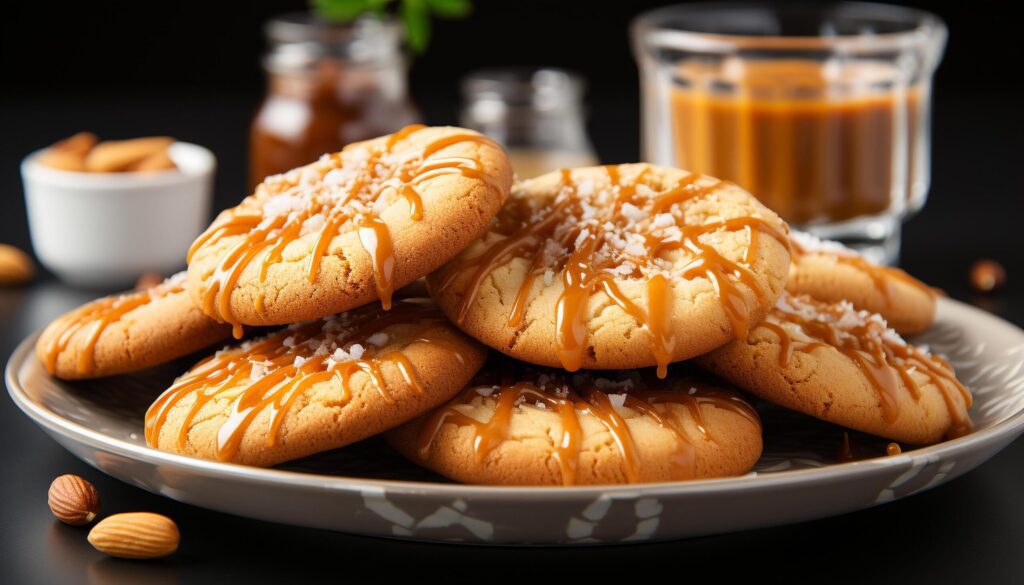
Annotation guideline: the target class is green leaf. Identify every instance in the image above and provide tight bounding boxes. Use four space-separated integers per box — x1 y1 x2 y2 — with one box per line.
366 0 392 15
401 0 431 53
312 0 375 22
427 0 471 18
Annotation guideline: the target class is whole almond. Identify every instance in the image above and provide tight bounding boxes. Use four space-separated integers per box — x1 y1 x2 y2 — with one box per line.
85 137 174 172
88 512 179 559
47 474 100 526
128 149 177 173
0 244 35 286
37 132 98 171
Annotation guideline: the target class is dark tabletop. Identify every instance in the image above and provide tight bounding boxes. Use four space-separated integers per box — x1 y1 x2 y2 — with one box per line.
1 84 1022 584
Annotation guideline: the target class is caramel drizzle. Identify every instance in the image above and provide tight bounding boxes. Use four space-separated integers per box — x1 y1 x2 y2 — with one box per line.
790 236 935 307
42 279 184 376
144 299 463 461
438 165 788 377
188 125 503 338
417 379 759 485
760 294 972 437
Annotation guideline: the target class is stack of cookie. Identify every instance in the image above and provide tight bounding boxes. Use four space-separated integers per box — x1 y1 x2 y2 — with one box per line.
37 125 971 486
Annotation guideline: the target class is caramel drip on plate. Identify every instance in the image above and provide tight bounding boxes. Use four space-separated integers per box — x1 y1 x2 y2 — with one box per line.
188 125 501 338
42 279 184 376
790 236 935 306
440 166 788 376
144 299 460 462
759 294 972 436
416 378 760 485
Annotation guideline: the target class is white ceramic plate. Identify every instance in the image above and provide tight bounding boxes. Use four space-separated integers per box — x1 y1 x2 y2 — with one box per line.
7 297 1024 545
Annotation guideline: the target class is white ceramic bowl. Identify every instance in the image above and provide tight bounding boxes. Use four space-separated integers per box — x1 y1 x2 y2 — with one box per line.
20 142 216 288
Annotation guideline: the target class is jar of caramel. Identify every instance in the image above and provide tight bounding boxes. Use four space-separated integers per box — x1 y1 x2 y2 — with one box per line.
250 14 420 188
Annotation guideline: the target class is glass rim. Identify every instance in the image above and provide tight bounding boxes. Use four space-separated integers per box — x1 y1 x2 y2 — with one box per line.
265 12 401 46
461 67 586 103
631 1 947 54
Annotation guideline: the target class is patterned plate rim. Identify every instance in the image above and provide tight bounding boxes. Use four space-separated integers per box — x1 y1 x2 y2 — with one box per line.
7 296 1024 499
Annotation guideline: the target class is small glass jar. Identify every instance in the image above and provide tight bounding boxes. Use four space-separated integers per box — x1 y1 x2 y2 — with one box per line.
250 14 420 188
460 68 599 180
632 3 946 264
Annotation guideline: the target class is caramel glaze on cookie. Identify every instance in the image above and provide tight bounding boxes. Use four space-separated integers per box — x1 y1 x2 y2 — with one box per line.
429 163 791 377
37 273 230 380
788 231 936 335
389 362 762 486
145 298 486 467
187 125 513 338
697 292 971 444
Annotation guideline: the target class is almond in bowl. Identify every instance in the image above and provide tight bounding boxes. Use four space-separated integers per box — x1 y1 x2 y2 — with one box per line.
38 133 178 174
21 133 216 288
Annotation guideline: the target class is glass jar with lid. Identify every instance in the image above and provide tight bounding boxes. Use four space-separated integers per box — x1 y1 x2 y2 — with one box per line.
250 14 420 188
460 68 599 180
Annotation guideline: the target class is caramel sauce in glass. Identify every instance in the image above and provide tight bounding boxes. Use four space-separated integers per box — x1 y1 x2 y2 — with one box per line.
41 276 185 376
190 125 503 338
416 368 760 485
435 165 789 377
144 298 464 462
762 294 971 438
670 60 922 224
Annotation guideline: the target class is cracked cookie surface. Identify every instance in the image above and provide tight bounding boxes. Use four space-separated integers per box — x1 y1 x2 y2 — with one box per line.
428 163 791 375
187 125 513 337
145 297 486 467
388 361 762 485
696 292 971 444
36 273 230 380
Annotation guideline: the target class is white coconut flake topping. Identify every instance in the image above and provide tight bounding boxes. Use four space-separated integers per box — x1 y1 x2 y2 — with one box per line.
348 343 365 359
790 230 856 257
607 393 628 410
366 332 389 347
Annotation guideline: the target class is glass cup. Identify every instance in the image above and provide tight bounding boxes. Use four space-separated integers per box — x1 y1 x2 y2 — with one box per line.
632 2 947 264
460 68 599 180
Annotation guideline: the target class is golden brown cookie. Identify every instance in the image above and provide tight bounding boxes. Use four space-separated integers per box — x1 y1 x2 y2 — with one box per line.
788 230 936 335
389 363 762 485
186 125 512 338
428 163 791 376
696 292 971 444
145 297 486 466
37 273 230 380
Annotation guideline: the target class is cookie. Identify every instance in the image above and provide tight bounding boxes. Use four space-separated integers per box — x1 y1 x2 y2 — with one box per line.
187 125 513 338
145 297 487 466
388 364 762 485
788 230 936 335
696 292 971 444
37 273 230 380
428 163 791 376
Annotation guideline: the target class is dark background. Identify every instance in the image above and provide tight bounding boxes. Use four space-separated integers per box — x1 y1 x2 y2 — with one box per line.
2 1 1023 583
1 0 1021 292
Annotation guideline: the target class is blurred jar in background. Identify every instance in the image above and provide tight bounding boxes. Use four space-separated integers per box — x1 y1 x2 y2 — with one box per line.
632 3 946 264
460 68 598 180
250 14 420 188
